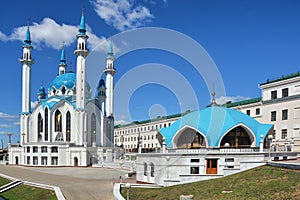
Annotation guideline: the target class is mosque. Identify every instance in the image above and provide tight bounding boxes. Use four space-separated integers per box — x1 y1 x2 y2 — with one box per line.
8 11 116 166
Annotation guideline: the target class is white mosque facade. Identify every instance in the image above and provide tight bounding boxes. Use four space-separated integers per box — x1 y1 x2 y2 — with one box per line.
9 12 116 166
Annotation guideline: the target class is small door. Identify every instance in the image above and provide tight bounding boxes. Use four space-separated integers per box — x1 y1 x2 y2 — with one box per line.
206 159 218 174
15 156 19 165
74 157 78 167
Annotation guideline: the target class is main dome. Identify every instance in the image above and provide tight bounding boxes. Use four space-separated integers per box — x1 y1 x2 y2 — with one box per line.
50 72 76 90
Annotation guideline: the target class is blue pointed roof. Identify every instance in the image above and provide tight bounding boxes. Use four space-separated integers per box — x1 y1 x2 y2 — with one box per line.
78 10 86 35
38 85 46 95
24 26 31 46
59 46 66 65
160 106 273 148
98 78 105 88
107 38 114 58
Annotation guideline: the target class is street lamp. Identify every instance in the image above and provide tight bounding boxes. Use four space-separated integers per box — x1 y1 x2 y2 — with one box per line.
224 143 230 168
125 182 131 200
268 135 273 160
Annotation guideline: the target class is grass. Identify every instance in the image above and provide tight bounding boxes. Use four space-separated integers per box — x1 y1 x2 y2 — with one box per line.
121 165 300 200
0 177 11 187
0 184 57 200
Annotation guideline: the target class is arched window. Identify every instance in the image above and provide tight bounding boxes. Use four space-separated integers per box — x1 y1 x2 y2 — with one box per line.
150 163 155 177
66 111 71 142
45 108 48 141
91 113 96 143
38 113 43 141
55 110 62 132
143 162 147 176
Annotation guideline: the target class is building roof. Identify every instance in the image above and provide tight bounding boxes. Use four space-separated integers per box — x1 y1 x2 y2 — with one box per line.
260 71 300 86
159 106 273 148
114 111 192 129
224 97 262 108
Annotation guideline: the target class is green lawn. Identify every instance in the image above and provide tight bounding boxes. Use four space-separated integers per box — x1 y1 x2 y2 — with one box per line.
121 165 300 200
0 177 11 187
0 184 57 200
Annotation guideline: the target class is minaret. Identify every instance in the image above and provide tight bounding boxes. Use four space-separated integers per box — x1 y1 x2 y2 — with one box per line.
74 9 89 110
104 38 116 117
97 77 106 146
20 24 34 146
20 25 34 114
59 44 67 75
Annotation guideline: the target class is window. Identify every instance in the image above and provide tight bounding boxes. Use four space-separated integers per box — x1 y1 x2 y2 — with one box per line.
55 110 62 132
41 146 47 153
271 111 276 121
256 108 260 115
294 108 300 119
191 159 200 163
66 111 71 142
26 147 30 153
33 146 38 153
271 90 277 100
41 157 47 165
150 163 155 177
33 156 38 165
190 166 199 174
225 158 234 162
246 110 250 116
282 88 289 97
51 157 58 165
27 156 30 165
51 146 58 153
281 129 287 139
282 109 288 120
45 108 49 141
143 163 147 176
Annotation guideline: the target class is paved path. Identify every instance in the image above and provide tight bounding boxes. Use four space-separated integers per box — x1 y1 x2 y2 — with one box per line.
0 165 128 200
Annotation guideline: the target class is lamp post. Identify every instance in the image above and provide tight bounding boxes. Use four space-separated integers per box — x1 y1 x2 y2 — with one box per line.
125 182 131 200
268 135 273 160
224 143 230 168
7 132 12 146
21 132 25 145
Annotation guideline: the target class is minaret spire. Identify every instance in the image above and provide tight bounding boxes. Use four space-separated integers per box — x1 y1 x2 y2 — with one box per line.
79 7 86 35
104 37 116 117
59 43 67 75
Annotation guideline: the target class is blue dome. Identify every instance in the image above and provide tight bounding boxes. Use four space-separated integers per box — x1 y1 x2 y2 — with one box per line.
160 106 273 148
50 73 76 90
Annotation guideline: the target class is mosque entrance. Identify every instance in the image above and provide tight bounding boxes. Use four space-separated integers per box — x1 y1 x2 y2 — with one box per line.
74 157 78 167
15 156 19 165
220 126 253 148
175 128 207 148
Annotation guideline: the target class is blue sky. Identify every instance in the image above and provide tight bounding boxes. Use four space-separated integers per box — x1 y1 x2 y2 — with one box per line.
1 0 300 145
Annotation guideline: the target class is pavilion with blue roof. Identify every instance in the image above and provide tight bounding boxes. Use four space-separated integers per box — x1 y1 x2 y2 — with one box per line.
159 105 274 149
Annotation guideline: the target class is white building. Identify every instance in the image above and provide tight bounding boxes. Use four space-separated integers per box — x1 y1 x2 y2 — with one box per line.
9 11 116 166
225 72 300 150
114 112 190 153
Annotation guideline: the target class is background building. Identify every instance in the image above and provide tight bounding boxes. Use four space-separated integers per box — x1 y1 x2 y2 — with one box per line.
225 72 300 150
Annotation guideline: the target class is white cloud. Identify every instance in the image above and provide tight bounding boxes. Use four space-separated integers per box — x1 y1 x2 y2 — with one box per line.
7 18 109 53
0 112 18 120
0 124 13 128
91 0 154 31
0 31 8 42
115 119 130 125
13 121 20 126
215 96 249 105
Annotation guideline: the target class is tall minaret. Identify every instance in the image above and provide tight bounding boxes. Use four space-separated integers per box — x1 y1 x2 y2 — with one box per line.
20 24 34 145
74 9 89 110
58 44 67 75
104 39 116 117
20 25 34 114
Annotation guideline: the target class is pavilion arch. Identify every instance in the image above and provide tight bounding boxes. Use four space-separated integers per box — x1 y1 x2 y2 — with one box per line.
218 123 256 148
172 125 208 149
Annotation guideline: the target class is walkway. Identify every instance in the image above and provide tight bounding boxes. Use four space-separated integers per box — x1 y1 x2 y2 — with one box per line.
0 165 128 200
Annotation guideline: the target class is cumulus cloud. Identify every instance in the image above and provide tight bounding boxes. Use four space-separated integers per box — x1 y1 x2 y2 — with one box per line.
0 31 8 42
0 124 14 128
0 112 18 120
215 96 249 105
91 0 154 31
6 17 109 53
